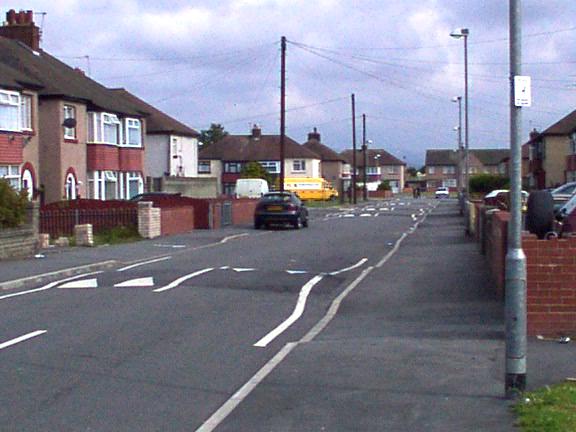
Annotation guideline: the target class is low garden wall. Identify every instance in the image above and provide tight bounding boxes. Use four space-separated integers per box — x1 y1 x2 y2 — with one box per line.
481 206 576 337
0 202 38 259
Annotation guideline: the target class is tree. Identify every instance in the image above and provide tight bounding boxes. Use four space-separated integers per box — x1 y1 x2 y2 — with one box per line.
240 162 272 185
469 174 509 194
199 123 228 148
377 180 391 191
407 166 418 177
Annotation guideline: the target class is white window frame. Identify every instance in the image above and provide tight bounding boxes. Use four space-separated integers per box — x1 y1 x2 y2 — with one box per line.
365 166 379 175
88 112 122 145
124 171 143 199
20 94 32 131
428 166 436 174
124 118 142 147
198 161 211 174
259 161 279 174
224 162 242 173
292 159 306 172
0 90 21 132
63 104 76 139
0 165 21 190
387 166 396 174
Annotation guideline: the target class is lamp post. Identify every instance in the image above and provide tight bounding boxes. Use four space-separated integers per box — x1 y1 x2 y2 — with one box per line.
452 95 463 210
450 28 469 223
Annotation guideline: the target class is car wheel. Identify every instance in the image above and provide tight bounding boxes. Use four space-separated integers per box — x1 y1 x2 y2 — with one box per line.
293 216 302 229
302 217 309 228
526 190 554 239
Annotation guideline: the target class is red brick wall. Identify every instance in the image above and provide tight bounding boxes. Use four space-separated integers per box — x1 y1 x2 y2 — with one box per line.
87 144 120 171
160 206 194 236
232 199 258 225
524 236 576 336
485 211 576 336
119 147 144 171
0 133 24 164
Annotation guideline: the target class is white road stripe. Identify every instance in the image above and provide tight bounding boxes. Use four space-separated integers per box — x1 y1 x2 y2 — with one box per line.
232 268 255 273
115 277 155 287
153 268 214 293
329 257 368 276
286 270 308 275
221 233 249 244
0 272 102 301
117 256 172 272
58 278 98 289
0 330 47 350
254 274 324 348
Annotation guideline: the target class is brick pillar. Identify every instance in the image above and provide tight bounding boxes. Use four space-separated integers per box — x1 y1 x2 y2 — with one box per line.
138 202 161 239
74 224 94 246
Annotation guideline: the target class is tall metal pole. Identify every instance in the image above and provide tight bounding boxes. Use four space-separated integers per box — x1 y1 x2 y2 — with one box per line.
279 36 286 192
362 114 368 201
505 0 527 399
463 30 470 220
351 94 357 204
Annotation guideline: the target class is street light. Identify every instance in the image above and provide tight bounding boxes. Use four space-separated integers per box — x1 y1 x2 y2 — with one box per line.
450 28 470 224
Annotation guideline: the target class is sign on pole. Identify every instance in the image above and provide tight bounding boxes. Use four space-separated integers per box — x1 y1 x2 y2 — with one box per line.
514 76 531 107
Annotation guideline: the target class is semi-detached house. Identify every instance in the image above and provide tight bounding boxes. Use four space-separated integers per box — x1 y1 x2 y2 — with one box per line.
0 9 147 204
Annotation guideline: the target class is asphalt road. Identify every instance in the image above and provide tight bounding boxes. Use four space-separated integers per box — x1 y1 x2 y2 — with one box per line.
0 198 435 431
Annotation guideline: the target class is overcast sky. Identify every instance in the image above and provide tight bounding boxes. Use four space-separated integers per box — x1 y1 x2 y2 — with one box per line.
15 0 576 166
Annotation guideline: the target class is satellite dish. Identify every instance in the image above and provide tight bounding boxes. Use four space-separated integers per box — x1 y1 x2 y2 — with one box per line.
62 118 77 128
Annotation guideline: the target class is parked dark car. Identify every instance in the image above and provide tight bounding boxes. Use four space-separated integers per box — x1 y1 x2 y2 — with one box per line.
129 192 182 202
254 192 308 229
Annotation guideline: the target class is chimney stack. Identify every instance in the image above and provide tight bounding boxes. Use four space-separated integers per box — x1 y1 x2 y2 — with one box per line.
529 128 540 141
307 127 321 142
0 9 41 51
251 124 261 139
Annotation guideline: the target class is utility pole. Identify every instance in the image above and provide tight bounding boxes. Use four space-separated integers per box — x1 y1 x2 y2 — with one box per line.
505 0 527 399
362 114 368 201
280 36 286 192
351 94 357 204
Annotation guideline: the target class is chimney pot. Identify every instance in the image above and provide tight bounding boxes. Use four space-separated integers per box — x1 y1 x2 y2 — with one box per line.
251 124 261 139
307 127 321 142
6 9 16 24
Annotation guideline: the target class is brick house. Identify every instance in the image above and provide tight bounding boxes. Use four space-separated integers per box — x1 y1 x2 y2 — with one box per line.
524 110 576 189
301 128 346 188
198 125 322 196
425 149 509 191
0 9 147 204
0 61 42 200
341 148 406 193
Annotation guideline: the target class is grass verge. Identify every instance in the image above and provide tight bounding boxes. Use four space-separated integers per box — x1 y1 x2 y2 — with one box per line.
513 382 576 431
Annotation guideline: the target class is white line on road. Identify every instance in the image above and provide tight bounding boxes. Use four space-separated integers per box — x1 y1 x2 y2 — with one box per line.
328 257 368 276
232 268 256 273
58 278 98 289
114 277 155 287
254 275 324 348
221 233 249 244
153 268 214 293
117 256 172 272
0 272 102 301
0 330 47 350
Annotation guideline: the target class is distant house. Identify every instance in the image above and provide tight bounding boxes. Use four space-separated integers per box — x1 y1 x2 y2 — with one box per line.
110 88 203 193
341 148 405 193
198 125 321 196
0 9 146 203
524 110 576 189
425 149 509 191
302 128 346 187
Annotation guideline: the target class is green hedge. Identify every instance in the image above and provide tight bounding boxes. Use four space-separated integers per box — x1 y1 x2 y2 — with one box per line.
0 179 28 228
469 174 509 194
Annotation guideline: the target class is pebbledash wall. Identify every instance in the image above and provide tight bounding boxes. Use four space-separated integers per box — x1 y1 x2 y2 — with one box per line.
0 202 38 259
481 207 576 337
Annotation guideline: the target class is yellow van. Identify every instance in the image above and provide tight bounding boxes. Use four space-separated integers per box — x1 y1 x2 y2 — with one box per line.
283 178 338 201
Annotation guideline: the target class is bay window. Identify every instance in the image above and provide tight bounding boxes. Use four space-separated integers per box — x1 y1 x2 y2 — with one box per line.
0 90 20 131
125 118 142 147
0 165 20 190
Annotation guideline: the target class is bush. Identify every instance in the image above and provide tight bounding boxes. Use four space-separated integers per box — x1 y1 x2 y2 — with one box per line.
377 180 391 191
469 174 509 194
0 179 28 228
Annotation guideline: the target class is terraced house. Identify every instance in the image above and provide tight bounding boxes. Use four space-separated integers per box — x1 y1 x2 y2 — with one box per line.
0 9 147 204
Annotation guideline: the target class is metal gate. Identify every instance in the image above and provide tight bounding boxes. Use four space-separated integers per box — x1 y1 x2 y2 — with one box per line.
221 201 232 226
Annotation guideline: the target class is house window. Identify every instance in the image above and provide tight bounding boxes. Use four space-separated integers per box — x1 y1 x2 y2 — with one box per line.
103 114 121 144
63 105 76 139
0 90 20 131
292 160 306 172
428 166 436 175
366 167 379 175
442 166 455 174
21 94 32 131
259 161 279 174
124 171 143 199
104 171 118 199
223 182 235 196
0 165 20 190
198 161 211 174
443 179 457 188
224 162 242 173
387 166 396 174
570 132 576 155
125 118 142 147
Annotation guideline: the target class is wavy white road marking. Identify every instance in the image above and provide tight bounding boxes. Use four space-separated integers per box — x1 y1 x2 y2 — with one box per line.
0 272 102 301
254 275 324 348
115 277 154 287
153 268 214 293
117 256 172 272
328 257 368 276
0 330 47 350
58 278 98 289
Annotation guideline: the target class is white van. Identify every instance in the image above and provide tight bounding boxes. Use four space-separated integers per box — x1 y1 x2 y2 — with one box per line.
235 178 269 198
